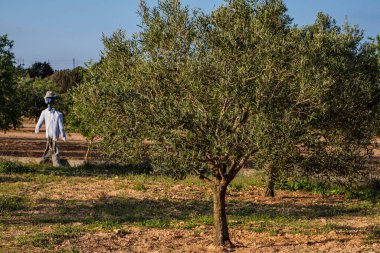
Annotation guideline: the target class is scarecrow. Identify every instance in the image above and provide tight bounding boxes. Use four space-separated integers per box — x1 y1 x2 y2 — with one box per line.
35 91 66 167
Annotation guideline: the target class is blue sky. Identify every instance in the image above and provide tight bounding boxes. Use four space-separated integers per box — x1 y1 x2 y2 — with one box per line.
0 0 379 70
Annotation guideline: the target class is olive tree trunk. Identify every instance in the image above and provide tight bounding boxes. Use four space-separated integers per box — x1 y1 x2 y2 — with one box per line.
265 164 275 197
84 138 94 161
212 183 233 247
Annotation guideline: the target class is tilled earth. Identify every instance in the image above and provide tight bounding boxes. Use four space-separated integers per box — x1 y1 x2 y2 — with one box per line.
0 119 98 160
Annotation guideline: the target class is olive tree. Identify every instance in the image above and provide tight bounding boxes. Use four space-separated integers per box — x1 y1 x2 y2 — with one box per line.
27 61 54 79
261 13 380 196
72 0 317 247
72 0 379 247
69 31 140 161
0 34 21 130
295 14 380 187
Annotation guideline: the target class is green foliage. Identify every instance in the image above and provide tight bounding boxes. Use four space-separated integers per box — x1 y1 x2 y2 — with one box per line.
72 1 307 181
230 182 244 191
295 14 380 187
27 61 54 79
259 13 380 194
0 34 21 130
132 182 148 191
71 0 379 190
279 178 380 203
69 1 380 245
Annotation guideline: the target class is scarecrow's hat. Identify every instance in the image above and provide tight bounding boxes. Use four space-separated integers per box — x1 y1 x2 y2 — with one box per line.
44 91 57 99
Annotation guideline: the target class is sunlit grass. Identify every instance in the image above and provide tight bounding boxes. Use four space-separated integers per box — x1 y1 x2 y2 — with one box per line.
0 161 379 251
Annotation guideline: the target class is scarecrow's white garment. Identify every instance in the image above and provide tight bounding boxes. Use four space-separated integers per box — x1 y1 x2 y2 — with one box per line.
35 108 66 141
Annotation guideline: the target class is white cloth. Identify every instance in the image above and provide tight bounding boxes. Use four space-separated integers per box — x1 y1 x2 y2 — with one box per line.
35 108 66 141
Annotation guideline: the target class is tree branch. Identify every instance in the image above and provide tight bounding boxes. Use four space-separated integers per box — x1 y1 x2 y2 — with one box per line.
226 149 258 184
192 168 214 184
219 97 233 122
206 154 226 182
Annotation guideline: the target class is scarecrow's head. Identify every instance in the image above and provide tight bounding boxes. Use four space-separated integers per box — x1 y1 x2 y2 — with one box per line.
44 91 57 105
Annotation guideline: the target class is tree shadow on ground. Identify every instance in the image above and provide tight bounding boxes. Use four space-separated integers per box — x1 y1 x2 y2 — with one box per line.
256 238 352 250
0 161 152 177
227 200 372 219
0 175 31 183
0 194 372 227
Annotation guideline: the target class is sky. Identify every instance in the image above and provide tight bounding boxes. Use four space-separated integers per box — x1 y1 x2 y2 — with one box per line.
0 0 379 70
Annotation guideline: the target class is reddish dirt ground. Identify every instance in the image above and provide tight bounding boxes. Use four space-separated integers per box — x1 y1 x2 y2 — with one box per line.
0 119 98 160
1 176 379 253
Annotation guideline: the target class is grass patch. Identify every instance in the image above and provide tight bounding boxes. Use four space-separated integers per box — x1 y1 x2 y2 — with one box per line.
132 182 147 191
227 173 266 192
278 179 343 195
230 182 244 191
139 219 171 228
177 215 214 229
365 227 380 243
278 179 380 203
55 248 81 253
17 226 83 248
87 220 122 231
241 215 338 236
238 214 303 234
0 195 28 213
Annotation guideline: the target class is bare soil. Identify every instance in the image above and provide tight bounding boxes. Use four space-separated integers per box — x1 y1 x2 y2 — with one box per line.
0 119 98 160
0 172 379 252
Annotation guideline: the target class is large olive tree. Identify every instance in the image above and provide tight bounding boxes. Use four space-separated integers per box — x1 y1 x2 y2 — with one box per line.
72 0 379 247
72 0 316 246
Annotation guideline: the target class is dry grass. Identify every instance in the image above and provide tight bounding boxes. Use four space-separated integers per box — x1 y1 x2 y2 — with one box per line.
0 164 379 253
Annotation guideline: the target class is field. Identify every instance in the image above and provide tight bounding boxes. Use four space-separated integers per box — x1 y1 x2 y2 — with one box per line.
0 164 378 252
0 119 96 160
0 121 379 252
